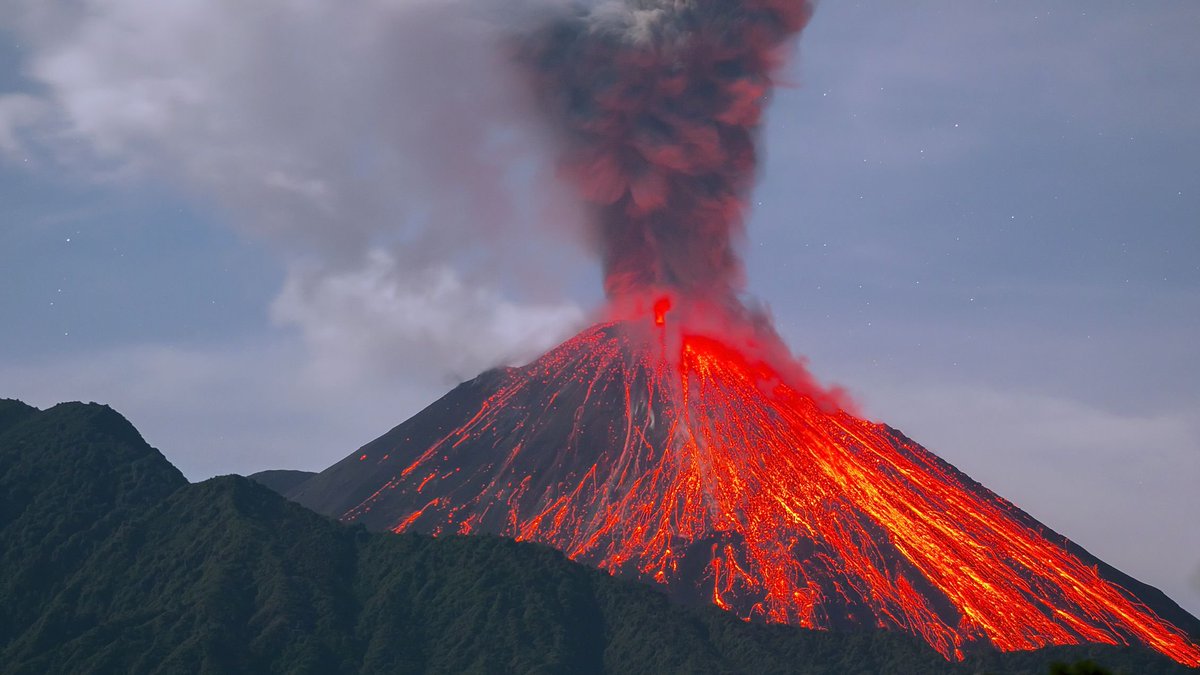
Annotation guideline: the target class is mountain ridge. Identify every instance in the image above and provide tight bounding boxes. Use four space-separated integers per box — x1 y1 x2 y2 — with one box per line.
249 469 318 495
3 398 1195 673
0 399 950 673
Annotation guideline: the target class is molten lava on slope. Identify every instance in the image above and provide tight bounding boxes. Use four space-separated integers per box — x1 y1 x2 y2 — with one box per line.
291 303 1200 666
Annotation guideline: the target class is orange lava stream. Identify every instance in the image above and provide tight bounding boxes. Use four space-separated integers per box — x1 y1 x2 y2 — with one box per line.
345 319 1200 665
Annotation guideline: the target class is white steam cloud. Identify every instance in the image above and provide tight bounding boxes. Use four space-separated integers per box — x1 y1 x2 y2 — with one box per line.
1 0 589 383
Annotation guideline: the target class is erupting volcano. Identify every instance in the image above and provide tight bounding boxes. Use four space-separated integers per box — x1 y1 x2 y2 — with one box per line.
292 303 1200 665
288 0 1200 666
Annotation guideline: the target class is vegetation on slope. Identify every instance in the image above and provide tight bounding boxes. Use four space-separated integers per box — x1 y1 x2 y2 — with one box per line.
247 469 317 496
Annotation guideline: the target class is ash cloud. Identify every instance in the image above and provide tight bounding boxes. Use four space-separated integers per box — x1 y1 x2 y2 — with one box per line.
3 0 816 387
519 0 814 301
513 0 845 407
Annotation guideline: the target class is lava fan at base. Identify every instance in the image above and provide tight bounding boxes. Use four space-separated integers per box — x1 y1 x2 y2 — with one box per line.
292 305 1200 665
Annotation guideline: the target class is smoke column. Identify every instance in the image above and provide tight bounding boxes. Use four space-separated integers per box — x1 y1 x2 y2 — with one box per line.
520 0 813 302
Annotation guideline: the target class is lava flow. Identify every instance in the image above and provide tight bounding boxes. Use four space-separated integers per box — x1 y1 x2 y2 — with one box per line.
292 303 1200 665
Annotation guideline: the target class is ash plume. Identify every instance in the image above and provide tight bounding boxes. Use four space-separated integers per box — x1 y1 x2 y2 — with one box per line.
520 0 814 302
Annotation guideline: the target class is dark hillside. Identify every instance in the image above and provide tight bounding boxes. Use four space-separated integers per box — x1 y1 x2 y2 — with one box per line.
0 401 186 647
248 469 317 495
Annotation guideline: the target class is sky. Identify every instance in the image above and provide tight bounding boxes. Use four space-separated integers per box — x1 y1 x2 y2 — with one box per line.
2 2 1198 618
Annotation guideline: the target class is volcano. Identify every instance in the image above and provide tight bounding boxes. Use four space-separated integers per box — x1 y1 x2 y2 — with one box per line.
284 0 1200 666
290 303 1200 666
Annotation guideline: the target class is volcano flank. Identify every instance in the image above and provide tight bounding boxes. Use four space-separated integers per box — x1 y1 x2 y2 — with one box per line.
289 307 1200 666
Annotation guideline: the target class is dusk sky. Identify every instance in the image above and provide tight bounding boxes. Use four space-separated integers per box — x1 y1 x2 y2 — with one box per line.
2 2 1198 618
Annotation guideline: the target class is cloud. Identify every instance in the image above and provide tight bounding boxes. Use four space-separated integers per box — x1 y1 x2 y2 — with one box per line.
0 93 45 156
2 0 590 379
272 249 585 387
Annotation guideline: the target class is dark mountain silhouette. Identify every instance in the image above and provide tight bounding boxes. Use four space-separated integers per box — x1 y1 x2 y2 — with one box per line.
249 469 316 495
3 397 1195 673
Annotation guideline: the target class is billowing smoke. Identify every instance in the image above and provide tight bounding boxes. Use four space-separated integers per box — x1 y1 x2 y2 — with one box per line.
519 0 813 301
1 0 818 394
0 0 593 387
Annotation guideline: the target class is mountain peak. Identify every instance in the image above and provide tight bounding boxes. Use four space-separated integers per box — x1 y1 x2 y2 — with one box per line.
0 398 186 515
248 469 317 496
291 320 1200 665
0 399 37 436
50 401 146 441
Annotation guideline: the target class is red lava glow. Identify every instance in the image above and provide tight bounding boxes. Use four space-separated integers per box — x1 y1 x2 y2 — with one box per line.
340 310 1200 666
653 296 672 326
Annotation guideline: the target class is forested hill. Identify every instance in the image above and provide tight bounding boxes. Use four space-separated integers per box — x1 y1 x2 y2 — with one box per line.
0 398 1192 674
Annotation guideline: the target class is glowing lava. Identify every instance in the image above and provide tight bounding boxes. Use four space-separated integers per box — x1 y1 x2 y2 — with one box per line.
653 296 672 326
297 309 1200 666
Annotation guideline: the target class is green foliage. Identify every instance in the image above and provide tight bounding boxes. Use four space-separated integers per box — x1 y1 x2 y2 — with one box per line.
0 398 38 434
247 469 317 496
1 400 1195 674
0 401 187 650
1049 659 1113 675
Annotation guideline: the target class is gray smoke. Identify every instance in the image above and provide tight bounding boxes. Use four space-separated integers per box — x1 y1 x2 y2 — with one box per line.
519 0 814 301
